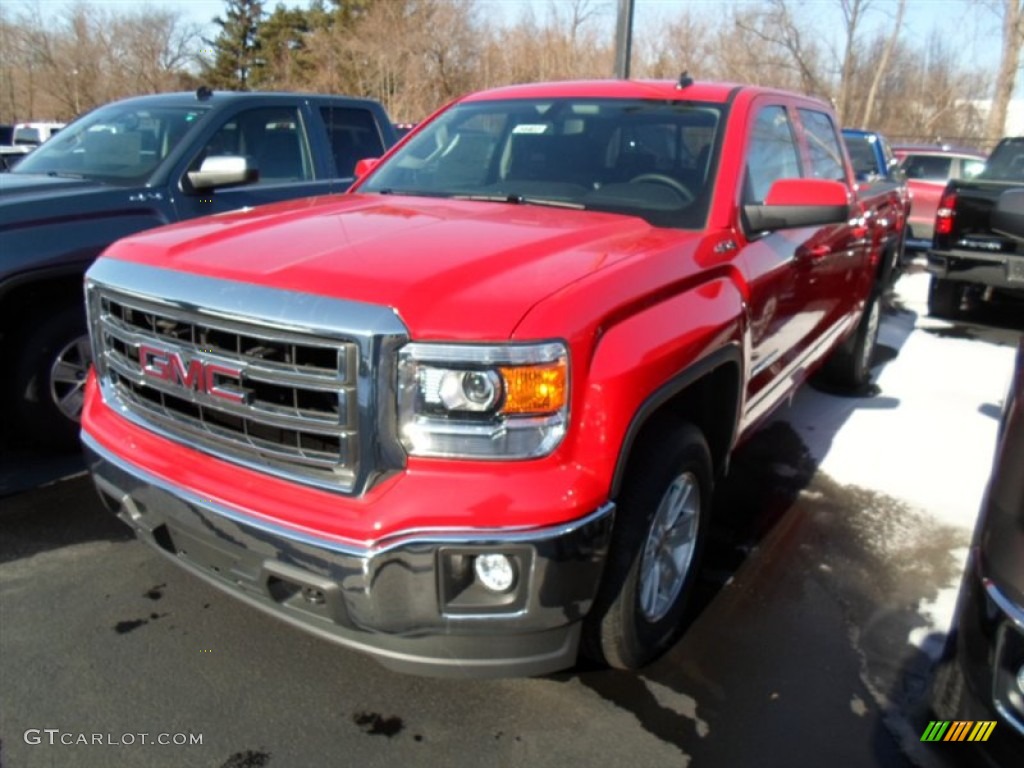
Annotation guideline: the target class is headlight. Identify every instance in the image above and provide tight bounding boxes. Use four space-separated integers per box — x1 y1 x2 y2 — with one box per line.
397 342 568 459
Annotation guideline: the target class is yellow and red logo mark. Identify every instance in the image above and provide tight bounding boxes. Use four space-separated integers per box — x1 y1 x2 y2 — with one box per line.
920 720 997 742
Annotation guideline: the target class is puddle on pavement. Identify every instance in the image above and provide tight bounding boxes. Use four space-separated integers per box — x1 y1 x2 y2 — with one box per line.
352 711 405 738
574 421 970 765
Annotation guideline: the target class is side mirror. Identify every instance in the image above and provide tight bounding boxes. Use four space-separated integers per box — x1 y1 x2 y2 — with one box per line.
187 155 258 191
354 157 380 179
743 179 851 232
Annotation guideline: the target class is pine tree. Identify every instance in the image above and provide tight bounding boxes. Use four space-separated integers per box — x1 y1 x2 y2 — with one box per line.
251 5 312 90
203 0 266 90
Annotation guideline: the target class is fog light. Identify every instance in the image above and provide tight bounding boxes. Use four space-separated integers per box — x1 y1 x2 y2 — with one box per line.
474 554 516 593
1018 663 1024 695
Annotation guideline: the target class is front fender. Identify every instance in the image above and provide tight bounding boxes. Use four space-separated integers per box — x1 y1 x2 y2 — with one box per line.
573 276 746 497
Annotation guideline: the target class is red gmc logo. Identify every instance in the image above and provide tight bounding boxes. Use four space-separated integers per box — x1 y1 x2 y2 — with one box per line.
138 344 246 405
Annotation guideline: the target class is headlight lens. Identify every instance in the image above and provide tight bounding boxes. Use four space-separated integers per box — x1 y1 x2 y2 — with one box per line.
397 342 568 458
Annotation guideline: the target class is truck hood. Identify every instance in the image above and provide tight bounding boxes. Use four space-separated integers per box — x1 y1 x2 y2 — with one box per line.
0 173 140 225
0 172 110 199
104 193 675 339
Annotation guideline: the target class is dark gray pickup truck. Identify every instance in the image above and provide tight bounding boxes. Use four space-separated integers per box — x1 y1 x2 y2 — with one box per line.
927 136 1024 317
0 89 396 449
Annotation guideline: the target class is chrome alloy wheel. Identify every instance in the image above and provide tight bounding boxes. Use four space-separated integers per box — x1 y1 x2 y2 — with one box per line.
638 471 701 623
49 333 92 422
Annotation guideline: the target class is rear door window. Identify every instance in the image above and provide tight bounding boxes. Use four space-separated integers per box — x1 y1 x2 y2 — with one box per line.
319 107 386 178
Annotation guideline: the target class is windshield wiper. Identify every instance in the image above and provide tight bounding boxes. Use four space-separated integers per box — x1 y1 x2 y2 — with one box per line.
44 171 85 179
453 193 585 210
374 188 448 198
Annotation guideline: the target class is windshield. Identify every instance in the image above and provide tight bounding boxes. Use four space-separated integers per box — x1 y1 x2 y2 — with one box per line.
361 98 723 229
13 103 209 184
978 138 1024 182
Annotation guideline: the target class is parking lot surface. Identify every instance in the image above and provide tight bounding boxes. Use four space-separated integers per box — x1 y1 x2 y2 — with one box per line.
1 269 1020 767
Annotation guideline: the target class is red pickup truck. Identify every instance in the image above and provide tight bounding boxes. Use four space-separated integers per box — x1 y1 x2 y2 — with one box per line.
81 79 886 677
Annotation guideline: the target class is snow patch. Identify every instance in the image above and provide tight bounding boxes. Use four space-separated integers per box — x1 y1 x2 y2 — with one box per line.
908 547 970 659
780 271 1014 531
850 694 868 717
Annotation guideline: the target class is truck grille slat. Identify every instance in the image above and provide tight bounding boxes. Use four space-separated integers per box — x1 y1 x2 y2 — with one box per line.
92 290 359 490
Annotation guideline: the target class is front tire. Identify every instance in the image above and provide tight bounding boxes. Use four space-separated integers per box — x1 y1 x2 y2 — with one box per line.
584 423 712 669
11 306 90 452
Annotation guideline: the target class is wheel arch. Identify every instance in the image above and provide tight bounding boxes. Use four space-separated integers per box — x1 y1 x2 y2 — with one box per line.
609 344 743 500
0 266 90 338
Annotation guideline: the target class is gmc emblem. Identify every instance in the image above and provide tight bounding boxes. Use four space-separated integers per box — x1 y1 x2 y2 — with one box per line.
138 344 247 405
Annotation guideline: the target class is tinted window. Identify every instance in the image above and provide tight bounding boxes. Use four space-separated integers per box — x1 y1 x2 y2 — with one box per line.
978 139 1024 181
902 154 952 181
320 107 386 178
193 107 312 185
801 110 845 181
744 106 801 203
844 136 877 179
362 98 724 229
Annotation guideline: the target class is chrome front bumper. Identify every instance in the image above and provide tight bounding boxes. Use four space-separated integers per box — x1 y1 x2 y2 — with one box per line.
83 432 614 677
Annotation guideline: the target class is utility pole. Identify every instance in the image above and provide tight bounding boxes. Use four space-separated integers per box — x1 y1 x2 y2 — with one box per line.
613 0 636 79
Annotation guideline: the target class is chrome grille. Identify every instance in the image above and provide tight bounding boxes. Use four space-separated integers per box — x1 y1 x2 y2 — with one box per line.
93 289 359 490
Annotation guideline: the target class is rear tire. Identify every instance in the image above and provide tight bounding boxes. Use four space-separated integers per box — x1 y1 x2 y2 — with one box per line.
11 306 90 452
584 422 712 669
821 289 881 390
928 276 963 318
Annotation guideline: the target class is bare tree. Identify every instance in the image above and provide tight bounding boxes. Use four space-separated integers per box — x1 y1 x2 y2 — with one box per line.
0 7 23 122
882 32 988 145
2 0 203 122
633 7 716 80
834 0 870 124
732 0 828 97
110 10 201 95
0 0 1003 151
984 0 1024 140
859 0 905 128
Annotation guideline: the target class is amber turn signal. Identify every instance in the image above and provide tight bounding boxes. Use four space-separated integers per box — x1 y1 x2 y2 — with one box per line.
499 363 567 414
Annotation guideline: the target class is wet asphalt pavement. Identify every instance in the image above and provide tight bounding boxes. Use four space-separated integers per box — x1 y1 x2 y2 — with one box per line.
1 271 1021 768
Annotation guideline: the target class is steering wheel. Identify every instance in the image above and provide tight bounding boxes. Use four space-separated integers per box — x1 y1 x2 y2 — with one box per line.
629 173 694 204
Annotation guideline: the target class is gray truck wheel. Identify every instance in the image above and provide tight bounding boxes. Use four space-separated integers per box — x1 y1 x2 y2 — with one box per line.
12 307 90 451
584 422 711 669
927 276 963 318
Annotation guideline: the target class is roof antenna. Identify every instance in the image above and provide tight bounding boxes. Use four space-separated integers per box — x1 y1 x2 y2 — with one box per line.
196 85 213 101
676 71 694 90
